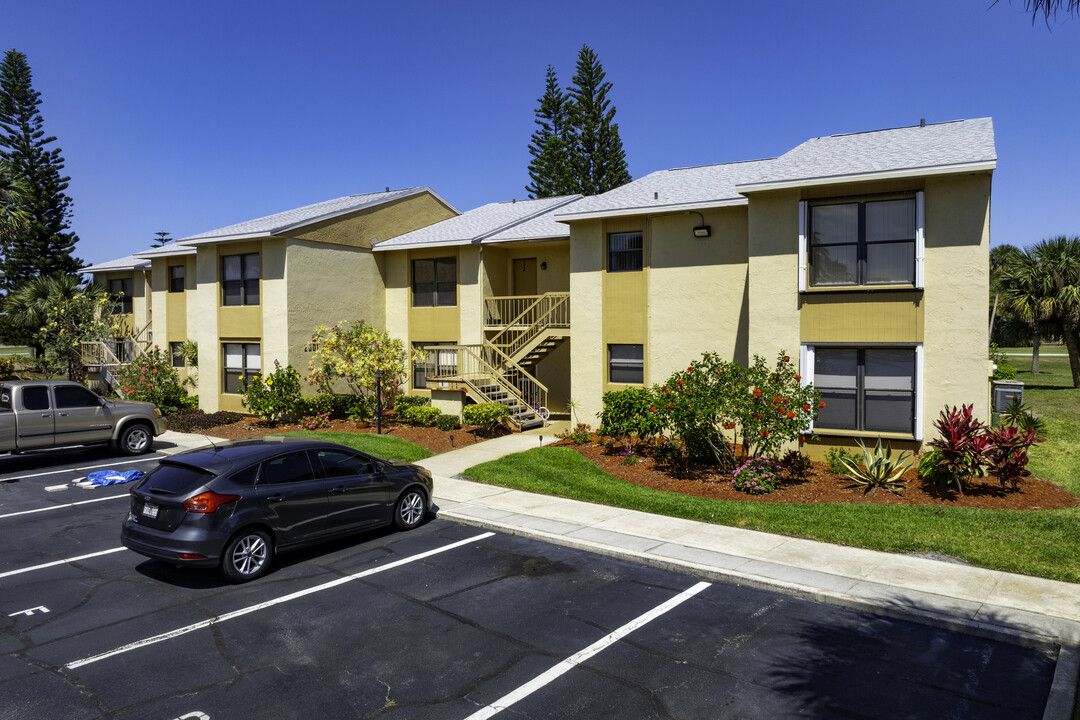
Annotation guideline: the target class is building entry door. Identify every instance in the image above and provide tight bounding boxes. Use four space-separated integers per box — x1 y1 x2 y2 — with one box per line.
513 258 537 296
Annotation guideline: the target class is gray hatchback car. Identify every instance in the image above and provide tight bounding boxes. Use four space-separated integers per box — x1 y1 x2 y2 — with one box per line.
121 436 434 582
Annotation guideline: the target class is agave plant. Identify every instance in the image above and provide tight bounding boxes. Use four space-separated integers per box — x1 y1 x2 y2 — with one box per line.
840 437 913 494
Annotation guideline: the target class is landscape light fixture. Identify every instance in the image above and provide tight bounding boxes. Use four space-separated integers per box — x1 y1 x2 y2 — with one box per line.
690 211 711 238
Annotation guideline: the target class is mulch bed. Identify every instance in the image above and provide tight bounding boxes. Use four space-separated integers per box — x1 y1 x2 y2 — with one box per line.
199 415 1076 510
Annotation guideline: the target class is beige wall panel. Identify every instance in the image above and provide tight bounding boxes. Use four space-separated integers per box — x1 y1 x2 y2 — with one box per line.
293 193 456 249
383 251 410 349
647 208 749 384
922 172 992 427
535 338 570 413
483 247 509 298
429 389 464 416
800 293 923 343
194 245 222 412
458 246 484 345
408 308 460 341
747 190 802 364
504 240 570 294
569 219 605 421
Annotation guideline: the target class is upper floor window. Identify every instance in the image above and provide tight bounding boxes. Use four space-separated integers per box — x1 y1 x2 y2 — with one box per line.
109 278 133 314
412 258 456 307
806 195 920 288
608 231 643 272
169 264 185 293
222 253 259 306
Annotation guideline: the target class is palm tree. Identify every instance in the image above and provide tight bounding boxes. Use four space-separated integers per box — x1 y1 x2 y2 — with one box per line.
989 243 1021 340
998 237 1080 387
0 159 29 247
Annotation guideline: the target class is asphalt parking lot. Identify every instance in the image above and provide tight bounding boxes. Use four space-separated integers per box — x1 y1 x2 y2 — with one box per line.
0 450 1061 719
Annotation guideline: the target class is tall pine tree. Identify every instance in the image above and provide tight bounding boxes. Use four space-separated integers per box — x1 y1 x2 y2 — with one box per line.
525 65 574 198
0 49 82 295
567 45 631 196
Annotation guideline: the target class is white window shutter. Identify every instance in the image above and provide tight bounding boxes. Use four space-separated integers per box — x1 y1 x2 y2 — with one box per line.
798 201 808 292
800 344 814 432
914 344 924 440
915 191 925 289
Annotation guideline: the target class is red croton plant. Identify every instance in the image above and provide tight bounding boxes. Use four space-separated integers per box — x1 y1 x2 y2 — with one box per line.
928 404 1043 493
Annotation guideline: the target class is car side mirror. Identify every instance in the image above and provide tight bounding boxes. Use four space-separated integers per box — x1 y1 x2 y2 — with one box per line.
99 397 107 406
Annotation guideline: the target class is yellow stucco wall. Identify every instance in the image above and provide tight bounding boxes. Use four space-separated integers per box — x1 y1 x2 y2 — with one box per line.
292 192 456 249
405 247 462 343
801 293 923 343
922 172 992 426
568 219 605 422
746 190 803 367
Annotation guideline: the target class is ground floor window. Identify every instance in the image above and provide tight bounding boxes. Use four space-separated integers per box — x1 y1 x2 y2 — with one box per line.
413 342 456 389
807 345 919 435
608 344 644 384
169 342 185 368
223 343 260 394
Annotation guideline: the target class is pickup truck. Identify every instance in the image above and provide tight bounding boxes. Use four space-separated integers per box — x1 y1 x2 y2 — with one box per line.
0 380 167 456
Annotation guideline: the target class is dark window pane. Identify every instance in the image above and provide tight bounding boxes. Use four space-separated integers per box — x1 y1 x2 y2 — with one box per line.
818 389 857 430
142 462 215 494
436 258 456 282
865 392 914 433
229 464 260 487
261 452 317 484
243 278 259 305
170 342 185 368
243 253 260 279
815 349 858 387
317 450 373 478
55 386 101 408
608 232 643 272
169 265 185 293
865 199 915 242
222 280 242 306
812 245 858 285
811 204 858 245
866 241 915 284
222 255 241 281
609 344 644 384
865 349 914 392
22 386 50 410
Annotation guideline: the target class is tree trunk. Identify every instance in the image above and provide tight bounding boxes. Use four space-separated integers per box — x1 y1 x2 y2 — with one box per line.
989 290 999 340
1031 334 1041 374
1060 321 1080 388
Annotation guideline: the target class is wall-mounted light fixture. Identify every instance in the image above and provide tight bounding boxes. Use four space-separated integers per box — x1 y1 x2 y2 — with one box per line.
690 211 711 238
540 261 547 270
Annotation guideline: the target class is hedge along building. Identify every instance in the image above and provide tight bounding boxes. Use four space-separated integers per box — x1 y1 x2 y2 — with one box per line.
552 117 995 458
372 195 582 430
85 188 459 413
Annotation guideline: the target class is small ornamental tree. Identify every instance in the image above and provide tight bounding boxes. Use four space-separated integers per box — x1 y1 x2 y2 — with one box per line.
598 387 664 453
113 346 194 415
306 320 420 410
241 360 302 423
36 293 112 383
656 350 820 470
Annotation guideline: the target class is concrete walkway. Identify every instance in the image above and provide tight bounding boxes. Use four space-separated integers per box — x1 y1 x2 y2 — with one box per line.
159 429 1079 714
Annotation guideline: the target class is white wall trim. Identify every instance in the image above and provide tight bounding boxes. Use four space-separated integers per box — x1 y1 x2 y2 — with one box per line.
914 344 924 441
800 344 814 432
915 190 926 289
798 201 808 292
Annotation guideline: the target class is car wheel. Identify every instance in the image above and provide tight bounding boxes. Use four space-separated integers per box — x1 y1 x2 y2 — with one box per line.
394 488 426 530
220 529 273 583
117 423 153 455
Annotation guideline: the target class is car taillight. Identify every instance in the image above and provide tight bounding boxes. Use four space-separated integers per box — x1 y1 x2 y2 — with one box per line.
183 492 241 513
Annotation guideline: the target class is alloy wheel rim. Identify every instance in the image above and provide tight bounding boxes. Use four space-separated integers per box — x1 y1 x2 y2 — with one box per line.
232 535 267 575
400 492 423 525
127 428 149 451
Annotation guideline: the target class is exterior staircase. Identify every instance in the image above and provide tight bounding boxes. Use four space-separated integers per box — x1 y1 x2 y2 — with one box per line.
81 317 153 397
422 293 569 430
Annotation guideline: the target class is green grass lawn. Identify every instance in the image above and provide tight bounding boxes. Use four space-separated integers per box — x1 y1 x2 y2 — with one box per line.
281 431 434 463
464 355 1080 584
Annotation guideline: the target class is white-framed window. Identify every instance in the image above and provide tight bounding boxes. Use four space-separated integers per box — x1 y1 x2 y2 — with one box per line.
223 343 260 394
799 192 924 290
608 344 644 384
801 344 923 438
222 253 260 306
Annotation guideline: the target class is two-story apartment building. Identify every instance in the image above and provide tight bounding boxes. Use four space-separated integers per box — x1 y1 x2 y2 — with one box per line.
85 118 994 455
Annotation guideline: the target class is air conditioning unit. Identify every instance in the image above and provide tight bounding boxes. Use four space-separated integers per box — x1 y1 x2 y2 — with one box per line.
992 380 1024 413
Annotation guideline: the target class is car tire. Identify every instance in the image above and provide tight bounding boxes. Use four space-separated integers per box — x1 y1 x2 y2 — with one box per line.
117 423 153 455
393 488 426 531
220 529 273 583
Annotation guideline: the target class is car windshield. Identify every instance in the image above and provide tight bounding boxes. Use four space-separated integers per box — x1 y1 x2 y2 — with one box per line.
141 461 215 494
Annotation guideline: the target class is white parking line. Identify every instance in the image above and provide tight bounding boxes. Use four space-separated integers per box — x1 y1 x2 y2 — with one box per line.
465 581 712 719
0 494 128 520
5 456 161 481
0 547 128 580
66 531 496 669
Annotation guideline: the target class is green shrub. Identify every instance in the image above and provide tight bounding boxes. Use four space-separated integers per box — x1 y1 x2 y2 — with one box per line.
114 346 194 415
780 449 812 481
0 357 13 379
598 387 664 452
395 394 431 413
556 423 593 445
298 412 332 430
839 438 913 495
435 413 461 431
165 409 242 433
241 360 303 423
302 393 361 419
400 404 440 427
462 402 510 433
824 447 860 475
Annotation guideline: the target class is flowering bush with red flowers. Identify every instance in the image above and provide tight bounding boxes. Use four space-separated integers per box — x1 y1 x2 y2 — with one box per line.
656 350 821 470
114 346 196 415
598 387 665 453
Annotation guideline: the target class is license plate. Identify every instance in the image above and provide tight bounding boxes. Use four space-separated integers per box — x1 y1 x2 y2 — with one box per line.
142 502 159 519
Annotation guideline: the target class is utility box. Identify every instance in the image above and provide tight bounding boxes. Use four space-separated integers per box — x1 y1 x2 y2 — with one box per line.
993 379 1025 412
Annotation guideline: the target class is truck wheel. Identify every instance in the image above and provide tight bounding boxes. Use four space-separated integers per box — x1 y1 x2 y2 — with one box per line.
117 423 153 455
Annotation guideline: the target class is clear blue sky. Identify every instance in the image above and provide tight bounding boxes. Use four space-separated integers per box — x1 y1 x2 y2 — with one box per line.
2 0 1077 265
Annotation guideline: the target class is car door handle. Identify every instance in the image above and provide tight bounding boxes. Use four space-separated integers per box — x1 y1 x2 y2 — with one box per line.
58 412 68 417
266 495 285 503
329 486 347 494
41 413 51 418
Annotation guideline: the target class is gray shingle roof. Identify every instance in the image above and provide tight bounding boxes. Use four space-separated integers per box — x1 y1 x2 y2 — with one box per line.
556 117 996 221
738 117 996 190
81 254 151 273
374 195 581 251
132 243 198 259
179 187 456 244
